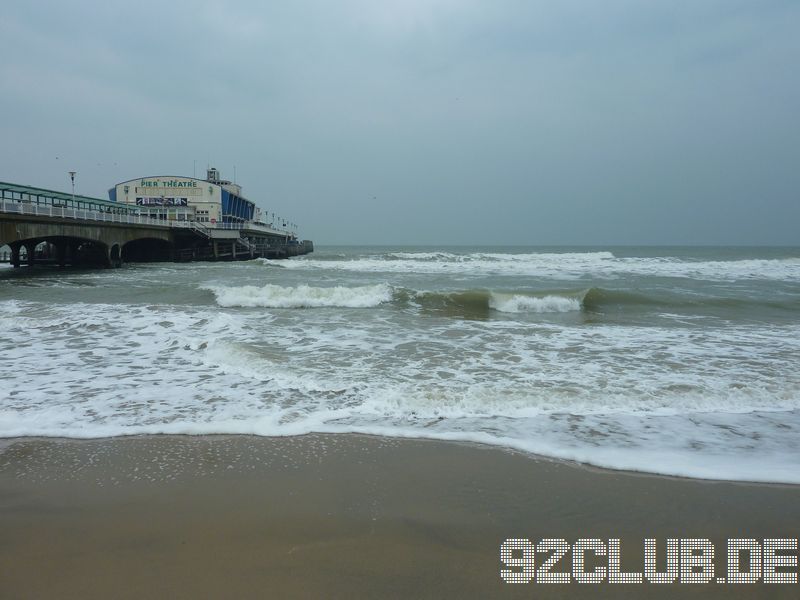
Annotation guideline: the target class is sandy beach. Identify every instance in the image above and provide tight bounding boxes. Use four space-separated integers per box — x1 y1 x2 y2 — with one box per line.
0 434 797 599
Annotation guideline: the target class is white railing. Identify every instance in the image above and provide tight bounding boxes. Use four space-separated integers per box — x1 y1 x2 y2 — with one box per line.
0 199 293 236
188 220 211 237
214 222 291 236
0 199 174 228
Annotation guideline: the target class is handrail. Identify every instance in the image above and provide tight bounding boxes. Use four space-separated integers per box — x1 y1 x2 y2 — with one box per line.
213 222 291 236
0 198 174 228
189 220 211 238
0 199 294 236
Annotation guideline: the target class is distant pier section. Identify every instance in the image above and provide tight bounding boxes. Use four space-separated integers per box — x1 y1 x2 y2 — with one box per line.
0 169 313 268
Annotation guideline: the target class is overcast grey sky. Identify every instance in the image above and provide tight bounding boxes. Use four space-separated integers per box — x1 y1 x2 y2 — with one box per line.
2 1 798 245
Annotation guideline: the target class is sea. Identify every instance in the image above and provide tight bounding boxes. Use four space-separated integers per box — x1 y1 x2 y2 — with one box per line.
1 246 799 484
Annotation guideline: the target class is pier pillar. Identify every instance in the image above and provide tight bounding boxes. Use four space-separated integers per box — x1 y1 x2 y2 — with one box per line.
10 244 20 268
231 242 237 259
213 241 219 259
56 242 67 267
68 241 79 266
109 244 122 268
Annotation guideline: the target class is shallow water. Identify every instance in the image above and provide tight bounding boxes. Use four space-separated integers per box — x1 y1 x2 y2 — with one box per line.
1 245 799 483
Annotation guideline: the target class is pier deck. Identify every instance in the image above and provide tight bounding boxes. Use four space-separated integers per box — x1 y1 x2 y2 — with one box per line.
0 181 312 268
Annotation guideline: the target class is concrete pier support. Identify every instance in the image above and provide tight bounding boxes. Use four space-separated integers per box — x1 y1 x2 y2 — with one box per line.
68 241 78 266
109 244 122 268
0 209 313 268
56 242 67 267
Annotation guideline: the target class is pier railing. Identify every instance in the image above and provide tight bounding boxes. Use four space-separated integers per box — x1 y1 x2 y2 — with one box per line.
0 199 291 236
0 198 174 228
213 222 290 236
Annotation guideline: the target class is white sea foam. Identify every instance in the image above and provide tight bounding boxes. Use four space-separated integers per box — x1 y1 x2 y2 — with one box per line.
275 251 617 279
204 283 393 308
490 292 582 313
0 299 24 325
385 251 465 261
1 299 23 311
270 251 800 281
3 282 800 483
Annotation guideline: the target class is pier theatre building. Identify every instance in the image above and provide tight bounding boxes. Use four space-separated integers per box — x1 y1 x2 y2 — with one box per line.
109 168 258 225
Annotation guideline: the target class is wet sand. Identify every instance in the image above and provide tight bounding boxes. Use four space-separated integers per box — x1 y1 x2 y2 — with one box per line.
0 434 798 599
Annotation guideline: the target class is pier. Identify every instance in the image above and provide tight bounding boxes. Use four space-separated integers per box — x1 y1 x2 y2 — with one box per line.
0 181 313 268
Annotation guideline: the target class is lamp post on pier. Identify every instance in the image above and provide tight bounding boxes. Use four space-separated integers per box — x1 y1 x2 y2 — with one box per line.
68 171 76 202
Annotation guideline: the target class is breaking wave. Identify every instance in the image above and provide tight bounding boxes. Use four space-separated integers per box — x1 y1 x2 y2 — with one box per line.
264 251 800 281
203 282 800 317
407 289 583 316
204 283 393 308
489 293 582 313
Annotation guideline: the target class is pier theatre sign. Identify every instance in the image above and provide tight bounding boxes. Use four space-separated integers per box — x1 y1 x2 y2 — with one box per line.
135 178 196 206
138 179 198 189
